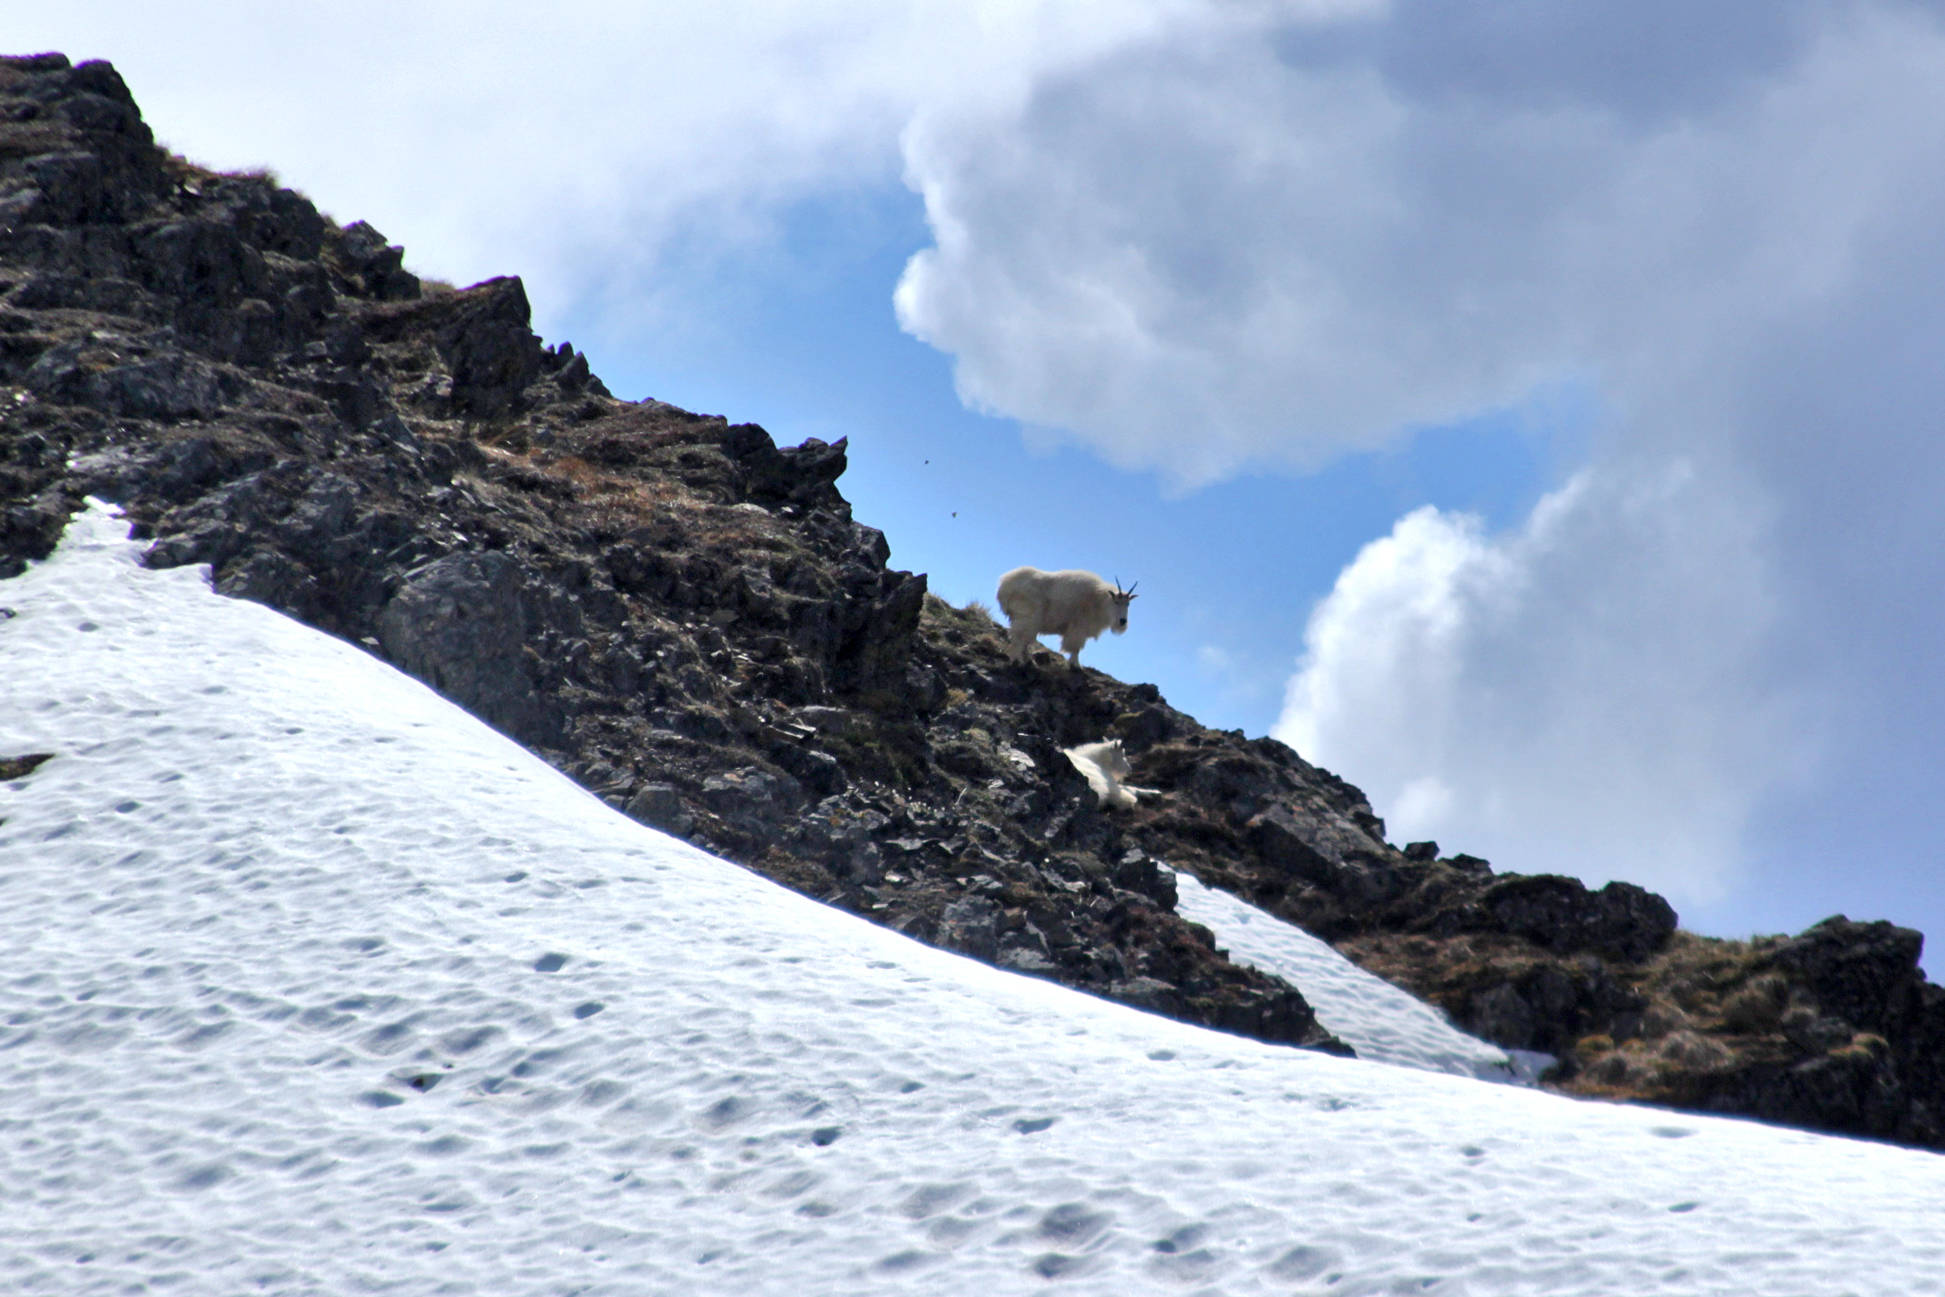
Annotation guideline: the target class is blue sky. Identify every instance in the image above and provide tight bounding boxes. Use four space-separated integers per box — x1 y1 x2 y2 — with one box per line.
18 1 1945 971
576 180 1574 733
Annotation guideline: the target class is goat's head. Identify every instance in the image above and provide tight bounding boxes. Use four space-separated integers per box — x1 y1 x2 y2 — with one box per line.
1109 577 1139 632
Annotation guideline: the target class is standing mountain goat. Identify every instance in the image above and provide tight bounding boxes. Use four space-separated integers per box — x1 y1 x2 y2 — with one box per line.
996 567 1137 668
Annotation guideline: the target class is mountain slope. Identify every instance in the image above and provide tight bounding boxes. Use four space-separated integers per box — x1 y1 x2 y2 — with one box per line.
5 504 1945 1295
4 50 1944 1149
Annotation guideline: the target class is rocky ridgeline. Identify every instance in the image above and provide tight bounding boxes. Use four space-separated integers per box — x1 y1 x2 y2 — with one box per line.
4 52 1943 1149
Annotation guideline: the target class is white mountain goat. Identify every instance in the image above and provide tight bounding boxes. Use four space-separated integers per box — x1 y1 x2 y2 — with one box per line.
1063 739 1144 809
995 567 1137 668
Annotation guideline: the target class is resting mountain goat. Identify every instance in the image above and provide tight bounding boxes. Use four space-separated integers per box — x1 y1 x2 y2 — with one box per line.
1062 739 1146 809
996 567 1137 668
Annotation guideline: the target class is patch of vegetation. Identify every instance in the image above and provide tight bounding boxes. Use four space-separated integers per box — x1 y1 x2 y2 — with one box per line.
1555 929 1820 1102
160 151 282 191
921 593 1004 652
1629 930 1792 1034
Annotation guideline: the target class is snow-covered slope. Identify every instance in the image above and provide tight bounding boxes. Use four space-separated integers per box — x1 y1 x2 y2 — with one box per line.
4 504 1943 1296
1170 870 1552 1084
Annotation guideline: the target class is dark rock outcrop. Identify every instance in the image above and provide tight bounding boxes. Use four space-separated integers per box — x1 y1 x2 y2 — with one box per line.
376 550 566 745
1 751 56 781
0 50 1339 1057
7 51 1945 1147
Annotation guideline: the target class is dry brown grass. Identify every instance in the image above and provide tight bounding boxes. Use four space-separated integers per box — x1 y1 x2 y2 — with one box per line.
1555 929 1810 1103
922 593 1008 650
1639 999 1695 1037
478 445 689 536
1580 1049 1644 1089
1720 973 1790 1032
499 444 814 558
1656 1028 1735 1070
1629 930 1789 1031
160 151 282 190
1831 1032 1890 1064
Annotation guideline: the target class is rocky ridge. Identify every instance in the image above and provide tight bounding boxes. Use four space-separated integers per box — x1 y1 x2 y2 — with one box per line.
4 51 1943 1149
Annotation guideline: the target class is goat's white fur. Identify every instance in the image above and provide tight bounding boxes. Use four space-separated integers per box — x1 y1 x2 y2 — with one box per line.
996 567 1137 668
1063 739 1143 809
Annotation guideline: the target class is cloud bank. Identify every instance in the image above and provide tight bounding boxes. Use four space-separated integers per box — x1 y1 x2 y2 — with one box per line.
19 2 1222 332
895 2 1945 485
895 1 1945 905
1275 463 1802 904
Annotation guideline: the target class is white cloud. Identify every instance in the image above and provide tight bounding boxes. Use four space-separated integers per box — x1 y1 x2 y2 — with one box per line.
895 3 1945 486
895 1 1945 906
1275 463 1807 904
17 1 1223 334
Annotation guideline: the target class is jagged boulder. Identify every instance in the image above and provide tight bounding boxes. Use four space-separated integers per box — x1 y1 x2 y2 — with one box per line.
0 497 70 578
432 276 542 414
722 421 849 508
1767 916 1925 1034
1470 875 1678 964
376 552 564 747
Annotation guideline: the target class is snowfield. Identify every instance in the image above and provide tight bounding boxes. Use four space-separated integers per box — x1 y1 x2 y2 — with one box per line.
4 504 1944 1296
1168 869 1551 1085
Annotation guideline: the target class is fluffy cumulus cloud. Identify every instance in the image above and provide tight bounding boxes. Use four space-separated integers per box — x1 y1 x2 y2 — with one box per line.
895 1 1945 484
1275 462 1805 905
896 0 1945 903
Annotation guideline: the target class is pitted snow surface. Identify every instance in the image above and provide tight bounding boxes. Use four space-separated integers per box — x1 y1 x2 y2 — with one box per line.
4 504 1944 1296
1170 869 1552 1083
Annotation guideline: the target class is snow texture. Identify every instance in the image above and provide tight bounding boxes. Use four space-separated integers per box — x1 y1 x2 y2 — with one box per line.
1169 869 1553 1085
4 503 1944 1296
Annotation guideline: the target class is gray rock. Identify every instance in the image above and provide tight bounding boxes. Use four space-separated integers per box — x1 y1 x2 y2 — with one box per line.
794 706 854 734
1475 874 1677 963
1108 976 1178 1009
1467 983 1538 1049
998 947 1060 974
375 552 561 746
433 276 541 414
213 548 321 618
625 783 694 837
699 767 803 842
336 221 419 301
939 895 1002 961
1770 916 1925 1034
1781 1006 1857 1054
1246 805 1343 888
